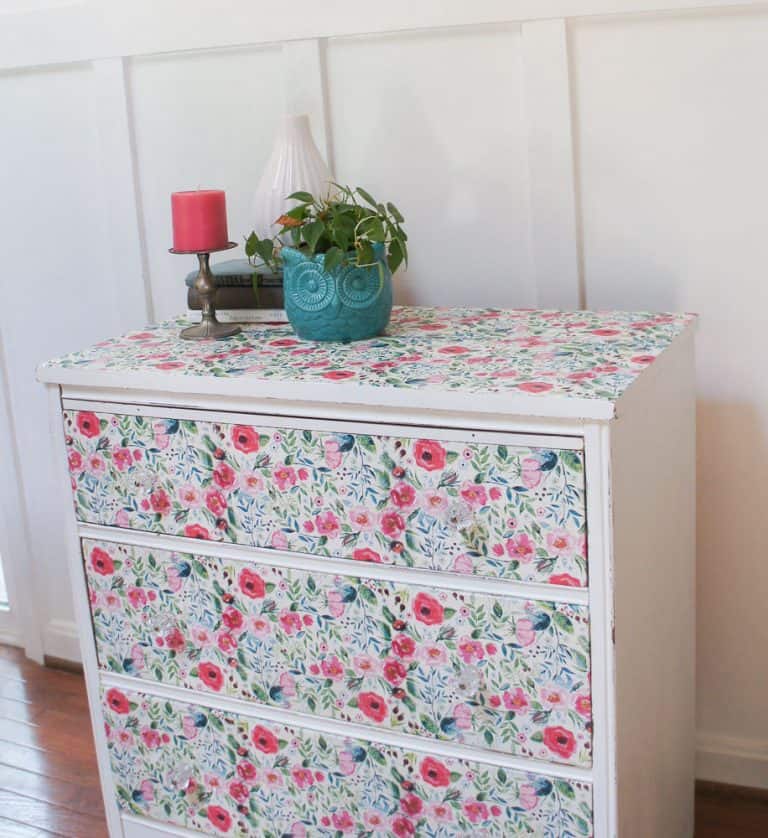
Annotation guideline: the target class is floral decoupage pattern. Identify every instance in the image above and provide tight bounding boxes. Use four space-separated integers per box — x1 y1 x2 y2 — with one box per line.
43 306 695 404
103 686 594 837
84 540 592 767
65 411 588 587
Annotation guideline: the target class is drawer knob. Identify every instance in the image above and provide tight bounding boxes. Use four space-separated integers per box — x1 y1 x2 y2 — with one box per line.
445 501 474 531
170 763 195 791
454 664 483 698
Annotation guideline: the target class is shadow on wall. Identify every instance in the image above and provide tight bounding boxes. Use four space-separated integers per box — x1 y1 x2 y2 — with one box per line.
695 399 768 741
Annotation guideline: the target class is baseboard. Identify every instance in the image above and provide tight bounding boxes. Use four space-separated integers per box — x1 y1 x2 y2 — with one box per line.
697 732 768 790
42 618 82 663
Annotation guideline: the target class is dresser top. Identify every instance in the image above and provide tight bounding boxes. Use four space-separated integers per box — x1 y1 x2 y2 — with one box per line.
38 306 695 420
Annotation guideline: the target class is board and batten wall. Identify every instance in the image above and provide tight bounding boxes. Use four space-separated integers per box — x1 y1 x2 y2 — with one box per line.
0 0 766 790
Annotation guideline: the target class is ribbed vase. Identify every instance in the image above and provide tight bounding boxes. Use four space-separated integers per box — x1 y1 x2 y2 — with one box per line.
251 114 332 241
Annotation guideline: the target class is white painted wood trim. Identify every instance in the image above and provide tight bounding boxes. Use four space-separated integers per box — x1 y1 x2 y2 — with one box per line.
57 385 594 436
123 815 202 838
583 423 617 838
696 732 768 790
92 57 152 329
46 384 124 838
78 523 591 605
2 1 767 71
100 670 594 783
522 18 581 309
37 366 618 420
61 397 585 450
42 617 82 663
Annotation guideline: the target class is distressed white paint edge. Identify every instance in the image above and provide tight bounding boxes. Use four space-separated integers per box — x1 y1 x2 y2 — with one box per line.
61 397 585 449
583 423 617 837
78 523 591 605
100 670 594 783
696 732 768 790
37 366 618 420
2 0 768 71
58 385 593 437
93 57 152 329
46 384 124 838
522 18 581 309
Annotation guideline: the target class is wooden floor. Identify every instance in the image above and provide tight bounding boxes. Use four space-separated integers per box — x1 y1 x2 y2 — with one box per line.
0 645 766 837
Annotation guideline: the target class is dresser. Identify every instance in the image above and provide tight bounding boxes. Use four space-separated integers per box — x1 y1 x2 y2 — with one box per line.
38 307 697 838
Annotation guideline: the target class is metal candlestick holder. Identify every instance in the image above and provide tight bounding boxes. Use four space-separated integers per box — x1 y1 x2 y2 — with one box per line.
169 242 241 340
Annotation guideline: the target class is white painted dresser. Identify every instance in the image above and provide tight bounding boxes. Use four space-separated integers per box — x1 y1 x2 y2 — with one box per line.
39 307 697 838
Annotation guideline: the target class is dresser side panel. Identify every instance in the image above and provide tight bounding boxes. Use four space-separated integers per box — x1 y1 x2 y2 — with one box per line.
610 329 696 837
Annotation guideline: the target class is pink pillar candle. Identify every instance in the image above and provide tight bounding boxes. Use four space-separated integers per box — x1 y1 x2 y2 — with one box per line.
171 189 229 252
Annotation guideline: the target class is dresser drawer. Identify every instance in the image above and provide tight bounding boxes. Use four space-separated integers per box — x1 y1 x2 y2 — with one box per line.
65 407 587 587
102 685 593 837
84 538 592 767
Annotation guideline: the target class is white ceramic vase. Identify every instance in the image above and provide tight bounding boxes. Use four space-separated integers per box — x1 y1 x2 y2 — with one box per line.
251 114 332 241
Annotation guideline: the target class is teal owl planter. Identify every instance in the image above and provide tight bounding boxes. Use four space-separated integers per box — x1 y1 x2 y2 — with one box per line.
281 245 393 342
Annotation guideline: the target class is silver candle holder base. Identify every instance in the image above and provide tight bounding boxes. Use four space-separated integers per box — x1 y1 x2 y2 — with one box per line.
169 242 241 340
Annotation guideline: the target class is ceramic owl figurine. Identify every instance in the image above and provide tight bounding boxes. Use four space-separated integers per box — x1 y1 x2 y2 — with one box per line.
281 245 393 342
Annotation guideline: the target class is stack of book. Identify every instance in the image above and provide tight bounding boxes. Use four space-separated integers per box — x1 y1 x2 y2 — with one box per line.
185 258 285 323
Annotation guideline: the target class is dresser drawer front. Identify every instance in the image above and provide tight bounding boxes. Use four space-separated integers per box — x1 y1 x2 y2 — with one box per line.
103 686 593 837
84 539 592 767
65 409 587 586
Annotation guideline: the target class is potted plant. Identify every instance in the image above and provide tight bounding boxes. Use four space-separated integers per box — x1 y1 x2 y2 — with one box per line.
245 184 407 342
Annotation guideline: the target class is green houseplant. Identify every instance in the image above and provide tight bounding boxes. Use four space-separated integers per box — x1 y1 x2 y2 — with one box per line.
245 185 407 342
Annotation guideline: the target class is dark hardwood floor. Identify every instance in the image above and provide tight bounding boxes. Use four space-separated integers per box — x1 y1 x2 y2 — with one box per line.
0 644 765 837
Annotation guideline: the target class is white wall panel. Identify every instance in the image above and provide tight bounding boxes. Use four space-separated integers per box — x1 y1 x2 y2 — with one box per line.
128 45 284 321
326 25 535 307
0 63 126 632
571 10 768 784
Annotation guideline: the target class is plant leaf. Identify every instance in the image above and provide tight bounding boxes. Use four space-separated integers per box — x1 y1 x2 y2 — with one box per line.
386 202 404 223
302 220 325 254
286 191 314 203
357 240 375 266
356 187 378 208
323 246 344 273
387 238 404 274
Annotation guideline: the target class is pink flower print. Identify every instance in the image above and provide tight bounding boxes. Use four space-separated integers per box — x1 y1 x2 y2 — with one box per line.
228 780 249 803
104 592 121 611
67 450 83 473
320 655 344 680
519 784 539 810
460 481 487 509
503 687 530 712
422 489 448 516
546 529 575 558
205 489 227 517
115 728 134 747
540 685 567 710
115 509 130 528
507 533 535 563
463 800 490 824
323 439 343 469
349 506 377 532
332 811 355 833
338 750 357 776
521 457 542 488
382 657 407 686
290 825 307 838
217 631 237 654
262 769 283 787
139 779 154 802
190 625 214 646
129 644 145 672
112 447 133 472
458 638 484 664
574 694 592 718
453 553 474 574
279 609 302 635
380 510 405 537
315 510 340 537
420 644 448 666
353 654 379 676
273 465 297 490
126 587 147 610
291 767 315 789
489 486 502 501
212 462 236 490
270 529 289 550
279 671 296 699
453 702 473 730
363 810 388 831
177 484 201 508
239 472 264 495
87 454 106 476
516 617 536 646
427 802 453 822
390 482 416 510
250 616 271 637
165 566 183 593
140 727 161 749
326 590 345 617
